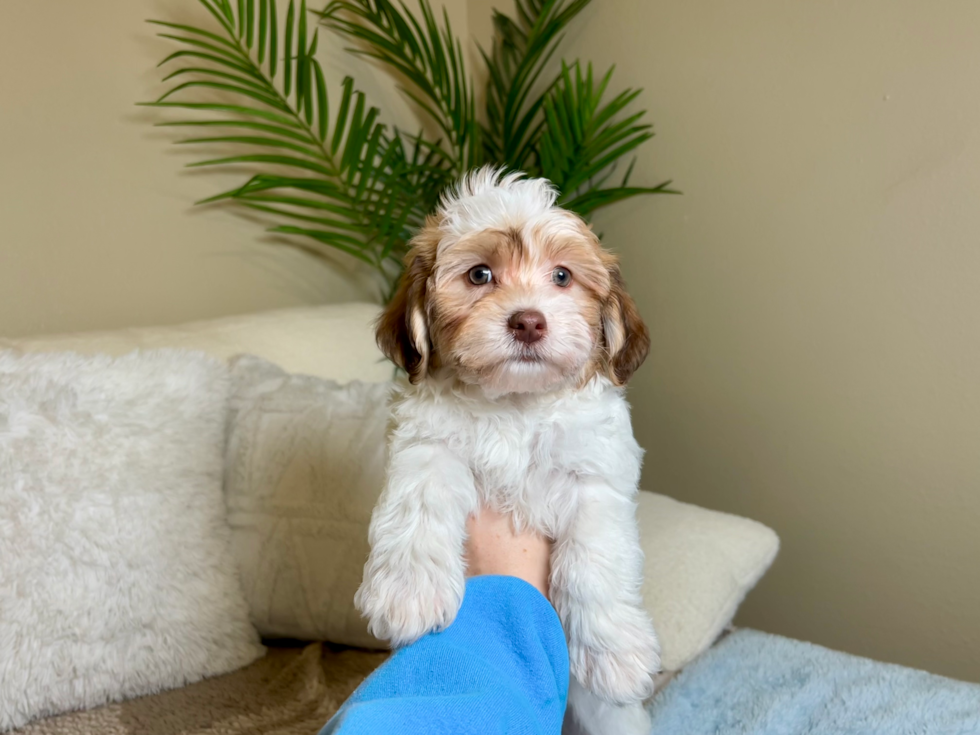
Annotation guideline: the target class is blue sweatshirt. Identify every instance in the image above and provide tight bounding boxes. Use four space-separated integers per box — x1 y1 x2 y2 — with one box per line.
320 576 569 735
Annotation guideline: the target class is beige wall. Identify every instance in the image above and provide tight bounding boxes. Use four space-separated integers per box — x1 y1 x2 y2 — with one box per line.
0 0 467 338
477 0 978 680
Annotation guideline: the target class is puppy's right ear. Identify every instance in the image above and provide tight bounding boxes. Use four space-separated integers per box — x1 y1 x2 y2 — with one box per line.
376 227 437 383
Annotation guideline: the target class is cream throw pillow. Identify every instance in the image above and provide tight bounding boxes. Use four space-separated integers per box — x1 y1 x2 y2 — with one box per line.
225 355 389 647
638 493 779 670
0 350 265 732
225 355 780 669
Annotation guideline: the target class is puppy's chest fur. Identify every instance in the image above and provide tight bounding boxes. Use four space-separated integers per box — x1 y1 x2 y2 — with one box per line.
390 376 643 535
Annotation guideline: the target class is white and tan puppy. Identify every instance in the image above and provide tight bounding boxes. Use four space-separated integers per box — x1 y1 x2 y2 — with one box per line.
355 167 660 734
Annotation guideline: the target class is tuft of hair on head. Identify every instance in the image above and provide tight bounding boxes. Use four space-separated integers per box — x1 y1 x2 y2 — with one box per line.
601 261 651 386
434 166 560 240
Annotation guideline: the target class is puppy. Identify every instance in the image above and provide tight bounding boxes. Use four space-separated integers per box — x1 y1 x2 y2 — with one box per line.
355 167 660 734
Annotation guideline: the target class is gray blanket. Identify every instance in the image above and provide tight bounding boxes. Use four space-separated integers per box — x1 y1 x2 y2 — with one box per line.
648 629 980 735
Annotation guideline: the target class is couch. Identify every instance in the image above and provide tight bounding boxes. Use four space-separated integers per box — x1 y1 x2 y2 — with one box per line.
3 305 974 735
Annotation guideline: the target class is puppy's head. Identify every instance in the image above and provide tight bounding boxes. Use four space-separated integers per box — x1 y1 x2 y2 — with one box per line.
377 168 649 395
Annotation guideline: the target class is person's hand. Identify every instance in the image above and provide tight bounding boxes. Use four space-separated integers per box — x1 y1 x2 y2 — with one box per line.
464 506 552 600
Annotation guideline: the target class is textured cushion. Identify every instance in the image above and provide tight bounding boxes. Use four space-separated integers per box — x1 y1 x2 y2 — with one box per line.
0 350 265 732
637 494 779 671
224 356 779 668
225 355 390 647
0 304 390 384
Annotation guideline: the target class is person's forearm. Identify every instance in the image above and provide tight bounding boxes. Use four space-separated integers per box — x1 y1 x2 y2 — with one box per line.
321 576 569 735
464 507 552 598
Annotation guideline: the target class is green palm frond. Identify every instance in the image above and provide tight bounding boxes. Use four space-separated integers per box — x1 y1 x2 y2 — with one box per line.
480 0 590 173
538 61 675 216
144 0 453 292
146 0 674 299
318 0 479 172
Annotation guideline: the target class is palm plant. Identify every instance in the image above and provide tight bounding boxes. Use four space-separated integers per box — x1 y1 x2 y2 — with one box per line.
144 0 673 297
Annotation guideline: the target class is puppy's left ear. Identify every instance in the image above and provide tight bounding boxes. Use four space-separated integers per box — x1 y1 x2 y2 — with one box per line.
602 264 650 386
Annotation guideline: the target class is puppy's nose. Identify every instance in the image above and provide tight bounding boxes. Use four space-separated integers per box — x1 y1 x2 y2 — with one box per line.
508 310 547 344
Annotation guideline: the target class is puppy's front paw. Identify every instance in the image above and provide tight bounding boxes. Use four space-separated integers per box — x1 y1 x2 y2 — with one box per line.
355 566 464 647
570 615 661 705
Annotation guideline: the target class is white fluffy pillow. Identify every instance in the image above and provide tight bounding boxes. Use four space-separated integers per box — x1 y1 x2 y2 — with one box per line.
225 355 779 668
0 350 265 732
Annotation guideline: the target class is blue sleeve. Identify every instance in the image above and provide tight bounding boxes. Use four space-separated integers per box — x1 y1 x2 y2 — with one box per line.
319 575 569 735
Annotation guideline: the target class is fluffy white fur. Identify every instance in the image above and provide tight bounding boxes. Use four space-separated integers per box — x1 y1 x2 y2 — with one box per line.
356 168 661 734
437 167 562 240
0 349 264 732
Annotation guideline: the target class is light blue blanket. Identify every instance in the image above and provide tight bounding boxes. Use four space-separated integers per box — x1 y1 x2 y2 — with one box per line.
648 629 980 735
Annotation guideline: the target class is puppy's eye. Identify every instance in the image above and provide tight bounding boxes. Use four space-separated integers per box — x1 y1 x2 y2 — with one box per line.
552 267 572 287
468 265 493 285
